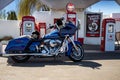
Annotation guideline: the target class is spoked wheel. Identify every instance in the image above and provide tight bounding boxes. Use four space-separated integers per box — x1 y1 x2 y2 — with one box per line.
69 44 84 62
11 56 30 63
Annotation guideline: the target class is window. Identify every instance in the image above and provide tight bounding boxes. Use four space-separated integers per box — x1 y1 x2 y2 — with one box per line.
108 25 114 33
25 23 32 32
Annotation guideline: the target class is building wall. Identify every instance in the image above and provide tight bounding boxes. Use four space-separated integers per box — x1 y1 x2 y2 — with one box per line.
112 13 120 41
0 20 20 38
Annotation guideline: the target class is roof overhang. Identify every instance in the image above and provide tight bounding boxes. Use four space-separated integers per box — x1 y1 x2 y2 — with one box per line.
0 0 14 10
40 0 100 11
0 0 120 11
116 0 120 5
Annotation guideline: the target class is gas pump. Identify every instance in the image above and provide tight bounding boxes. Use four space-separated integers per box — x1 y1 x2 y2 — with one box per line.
66 2 78 40
20 16 37 35
101 18 116 51
38 23 46 37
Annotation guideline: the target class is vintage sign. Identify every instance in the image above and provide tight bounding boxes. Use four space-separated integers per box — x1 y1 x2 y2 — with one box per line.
86 13 101 37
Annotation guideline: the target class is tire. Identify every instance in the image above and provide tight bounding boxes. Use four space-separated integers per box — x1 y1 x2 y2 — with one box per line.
69 44 84 62
11 56 30 63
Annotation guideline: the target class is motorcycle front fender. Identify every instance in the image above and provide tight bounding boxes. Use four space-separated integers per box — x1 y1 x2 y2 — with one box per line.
66 41 82 56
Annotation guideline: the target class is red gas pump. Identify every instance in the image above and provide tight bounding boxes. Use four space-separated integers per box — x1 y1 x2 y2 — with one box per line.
38 23 46 37
66 3 78 40
101 18 116 51
66 12 77 25
20 16 38 35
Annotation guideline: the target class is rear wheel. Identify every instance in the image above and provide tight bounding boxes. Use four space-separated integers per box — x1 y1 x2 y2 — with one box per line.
69 44 84 62
11 56 30 63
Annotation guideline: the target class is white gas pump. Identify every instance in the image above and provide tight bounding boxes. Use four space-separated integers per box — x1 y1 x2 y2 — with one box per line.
20 16 37 35
101 18 116 51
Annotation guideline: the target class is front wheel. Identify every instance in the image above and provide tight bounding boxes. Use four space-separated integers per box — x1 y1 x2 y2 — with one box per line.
11 56 30 63
69 44 84 62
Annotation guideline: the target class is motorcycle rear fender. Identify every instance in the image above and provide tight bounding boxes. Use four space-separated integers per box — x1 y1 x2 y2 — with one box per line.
66 41 82 56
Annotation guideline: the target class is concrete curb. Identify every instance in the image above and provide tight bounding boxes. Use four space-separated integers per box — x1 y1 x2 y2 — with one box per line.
84 50 120 54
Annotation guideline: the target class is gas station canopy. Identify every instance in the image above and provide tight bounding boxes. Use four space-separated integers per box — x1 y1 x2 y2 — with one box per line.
116 0 120 5
0 0 120 10
40 0 100 11
0 0 14 10
40 0 120 11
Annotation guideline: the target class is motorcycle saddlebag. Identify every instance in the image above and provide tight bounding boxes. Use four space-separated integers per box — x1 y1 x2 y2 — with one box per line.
5 37 30 52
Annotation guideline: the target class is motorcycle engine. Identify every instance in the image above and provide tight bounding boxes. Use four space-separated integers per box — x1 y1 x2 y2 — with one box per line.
49 40 61 47
40 39 62 54
44 39 62 47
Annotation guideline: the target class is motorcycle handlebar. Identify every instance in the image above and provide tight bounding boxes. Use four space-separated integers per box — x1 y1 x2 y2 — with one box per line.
49 25 54 29
48 17 64 30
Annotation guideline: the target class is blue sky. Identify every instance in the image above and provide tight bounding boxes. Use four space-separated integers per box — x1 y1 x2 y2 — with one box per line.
87 0 120 15
3 0 18 12
3 0 120 15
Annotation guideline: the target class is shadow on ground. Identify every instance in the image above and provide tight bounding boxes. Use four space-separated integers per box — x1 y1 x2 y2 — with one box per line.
4 44 120 69
6 52 120 69
7 57 102 69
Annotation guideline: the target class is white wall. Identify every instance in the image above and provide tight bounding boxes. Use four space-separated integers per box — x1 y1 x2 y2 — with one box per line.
115 21 120 32
33 11 52 26
33 11 65 27
77 12 85 38
0 20 20 38
112 13 120 32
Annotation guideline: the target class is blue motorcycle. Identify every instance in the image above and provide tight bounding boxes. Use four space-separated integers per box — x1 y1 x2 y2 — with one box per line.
4 19 84 63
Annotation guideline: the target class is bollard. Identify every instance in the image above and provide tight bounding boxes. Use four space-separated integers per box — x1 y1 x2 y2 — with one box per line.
0 42 2 56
